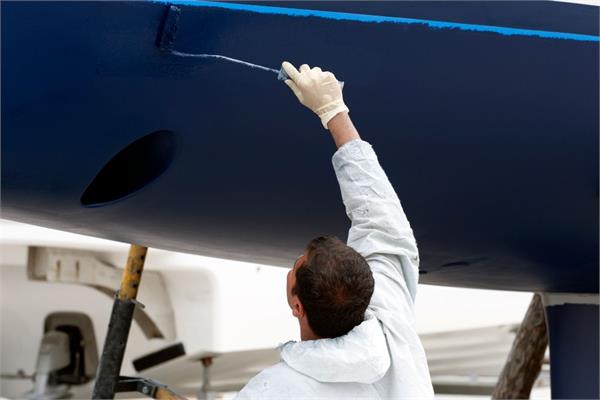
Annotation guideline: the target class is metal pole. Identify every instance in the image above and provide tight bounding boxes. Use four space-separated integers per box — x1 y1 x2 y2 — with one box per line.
492 293 548 399
197 357 213 400
92 244 148 399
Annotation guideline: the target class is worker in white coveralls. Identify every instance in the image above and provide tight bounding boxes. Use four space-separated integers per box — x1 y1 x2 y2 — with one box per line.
236 62 434 399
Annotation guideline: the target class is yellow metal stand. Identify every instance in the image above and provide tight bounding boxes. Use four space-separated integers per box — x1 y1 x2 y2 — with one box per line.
119 244 147 300
93 245 185 399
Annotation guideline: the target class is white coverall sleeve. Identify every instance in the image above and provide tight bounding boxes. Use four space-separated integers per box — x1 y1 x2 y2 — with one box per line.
332 139 420 316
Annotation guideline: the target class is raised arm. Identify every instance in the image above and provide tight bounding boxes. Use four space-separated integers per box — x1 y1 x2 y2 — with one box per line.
281 61 420 315
331 133 419 312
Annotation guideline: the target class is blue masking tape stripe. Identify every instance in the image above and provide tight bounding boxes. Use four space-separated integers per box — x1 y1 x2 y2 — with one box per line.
152 0 600 43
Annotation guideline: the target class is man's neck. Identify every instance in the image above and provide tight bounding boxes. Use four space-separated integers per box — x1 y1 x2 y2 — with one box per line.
299 320 321 341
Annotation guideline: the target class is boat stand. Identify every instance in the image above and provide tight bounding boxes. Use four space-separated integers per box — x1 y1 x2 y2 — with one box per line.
92 244 185 399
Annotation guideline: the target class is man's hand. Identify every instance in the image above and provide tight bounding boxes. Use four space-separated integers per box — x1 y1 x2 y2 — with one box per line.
282 61 349 129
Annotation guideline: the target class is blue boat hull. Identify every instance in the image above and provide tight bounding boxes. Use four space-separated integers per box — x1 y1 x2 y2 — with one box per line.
2 1 598 293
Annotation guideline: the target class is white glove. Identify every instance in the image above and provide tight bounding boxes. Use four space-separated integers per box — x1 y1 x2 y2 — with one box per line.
282 61 348 129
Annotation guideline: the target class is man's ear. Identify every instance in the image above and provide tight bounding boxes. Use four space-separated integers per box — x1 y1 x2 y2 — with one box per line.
291 296 304 319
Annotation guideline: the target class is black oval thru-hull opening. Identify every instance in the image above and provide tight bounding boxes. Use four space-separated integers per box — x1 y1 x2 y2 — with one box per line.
81 130 178 207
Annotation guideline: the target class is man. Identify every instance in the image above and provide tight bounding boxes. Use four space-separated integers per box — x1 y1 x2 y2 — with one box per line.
236 62 433 399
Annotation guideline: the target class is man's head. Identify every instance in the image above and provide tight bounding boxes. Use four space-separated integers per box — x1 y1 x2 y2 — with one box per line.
286 235 374 339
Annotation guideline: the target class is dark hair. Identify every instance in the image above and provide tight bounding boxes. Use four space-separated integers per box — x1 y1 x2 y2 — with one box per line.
293 235 374 338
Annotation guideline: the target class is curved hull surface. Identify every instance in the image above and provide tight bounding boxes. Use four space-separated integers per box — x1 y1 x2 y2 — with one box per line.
2 1 598 292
